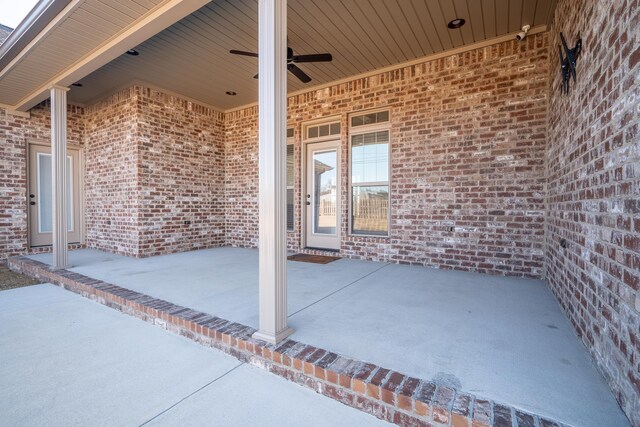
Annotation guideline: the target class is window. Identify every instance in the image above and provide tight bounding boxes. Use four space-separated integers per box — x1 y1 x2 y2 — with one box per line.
306 122 340 140
286 128 294 231
349 110 390 236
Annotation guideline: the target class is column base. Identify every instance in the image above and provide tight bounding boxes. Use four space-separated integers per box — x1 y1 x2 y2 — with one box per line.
252 327 294 345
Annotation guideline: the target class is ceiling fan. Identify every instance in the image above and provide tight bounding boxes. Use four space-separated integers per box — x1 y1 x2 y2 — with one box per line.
229 46 332 83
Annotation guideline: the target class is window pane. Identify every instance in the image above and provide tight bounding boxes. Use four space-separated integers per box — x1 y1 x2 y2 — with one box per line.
286 144 294 187
287 188 294 231
313 150 337 235
287 128 294 138
376 111 389 123
362 112 376 125
351 130 389 184
330 123 340 135
308 126 318 139
352 185 388 235
351 115 363 127
319 124 329 137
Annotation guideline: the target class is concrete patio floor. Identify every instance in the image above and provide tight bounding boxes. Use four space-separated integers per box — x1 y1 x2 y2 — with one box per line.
0 284 387 426
28 248 630 427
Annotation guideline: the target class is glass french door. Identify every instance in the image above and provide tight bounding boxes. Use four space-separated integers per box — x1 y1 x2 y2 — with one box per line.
305 140 340 250
29 144 81 246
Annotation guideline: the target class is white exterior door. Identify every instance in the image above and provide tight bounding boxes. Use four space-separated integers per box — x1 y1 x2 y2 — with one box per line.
29 144 82 247
305 140 340 250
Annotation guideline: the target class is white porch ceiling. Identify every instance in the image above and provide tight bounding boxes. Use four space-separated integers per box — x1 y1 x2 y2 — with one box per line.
72 0 557 111
0 0 211 111
2 0 558 112
0 0 165 106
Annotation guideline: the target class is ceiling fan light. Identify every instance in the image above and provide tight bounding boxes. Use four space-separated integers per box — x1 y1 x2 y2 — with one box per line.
447 18 465 29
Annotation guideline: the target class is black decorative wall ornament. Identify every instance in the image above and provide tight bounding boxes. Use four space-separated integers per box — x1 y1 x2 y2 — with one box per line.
558 32 582 94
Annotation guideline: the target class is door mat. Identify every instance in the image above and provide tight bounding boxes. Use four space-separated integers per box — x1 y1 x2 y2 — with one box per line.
287 253 341 264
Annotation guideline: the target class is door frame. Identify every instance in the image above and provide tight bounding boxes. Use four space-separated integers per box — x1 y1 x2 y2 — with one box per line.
301 116 342 251
27 139 85 248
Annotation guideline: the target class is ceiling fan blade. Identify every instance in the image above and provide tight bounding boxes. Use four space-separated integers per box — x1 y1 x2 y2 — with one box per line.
230 49 259 58
287 63 312 83
292 53 332 63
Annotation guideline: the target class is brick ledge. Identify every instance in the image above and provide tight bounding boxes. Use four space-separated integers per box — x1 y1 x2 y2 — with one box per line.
8 256 568 427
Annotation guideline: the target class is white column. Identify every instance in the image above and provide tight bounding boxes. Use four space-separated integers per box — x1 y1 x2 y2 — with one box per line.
252 0 293 345
50 85 70 270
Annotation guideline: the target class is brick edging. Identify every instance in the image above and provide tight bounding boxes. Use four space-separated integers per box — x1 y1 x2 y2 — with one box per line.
8 256 567 427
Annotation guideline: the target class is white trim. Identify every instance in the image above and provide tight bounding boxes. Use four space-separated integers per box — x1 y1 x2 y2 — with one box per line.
0 103 30 118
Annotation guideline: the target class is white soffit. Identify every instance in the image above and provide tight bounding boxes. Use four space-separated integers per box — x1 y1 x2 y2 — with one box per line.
0 0 212 110
1 0 558 112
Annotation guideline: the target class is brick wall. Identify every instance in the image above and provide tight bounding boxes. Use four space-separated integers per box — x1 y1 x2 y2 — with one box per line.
84 87 140 255
0 102 84 262
136 87 226 255
85 86 226 257
545 0 640 424
225 33 549 277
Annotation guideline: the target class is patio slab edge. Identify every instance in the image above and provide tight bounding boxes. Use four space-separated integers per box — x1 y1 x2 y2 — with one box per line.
8 255 569 427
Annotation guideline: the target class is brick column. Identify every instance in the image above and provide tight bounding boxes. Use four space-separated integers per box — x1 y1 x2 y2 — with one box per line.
252 0 293 345
50 85 70 270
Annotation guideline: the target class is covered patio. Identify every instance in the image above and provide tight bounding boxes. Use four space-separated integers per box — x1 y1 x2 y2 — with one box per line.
23 247 630 427
1 0 638 425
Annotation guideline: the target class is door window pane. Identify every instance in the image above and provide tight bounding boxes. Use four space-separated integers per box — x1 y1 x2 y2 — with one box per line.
37 154 52 233
37 153 73 234
352 185 388 235
286 144 294 231
313 150 337 235
286 144 294 187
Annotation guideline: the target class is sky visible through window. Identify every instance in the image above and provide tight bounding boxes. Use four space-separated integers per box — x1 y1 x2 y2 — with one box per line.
0 0 40 29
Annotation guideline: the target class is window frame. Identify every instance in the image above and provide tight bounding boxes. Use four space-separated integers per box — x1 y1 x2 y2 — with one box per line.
348 108 391 238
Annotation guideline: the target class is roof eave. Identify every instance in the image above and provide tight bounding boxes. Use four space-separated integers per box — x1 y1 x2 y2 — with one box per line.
0 0 72 72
